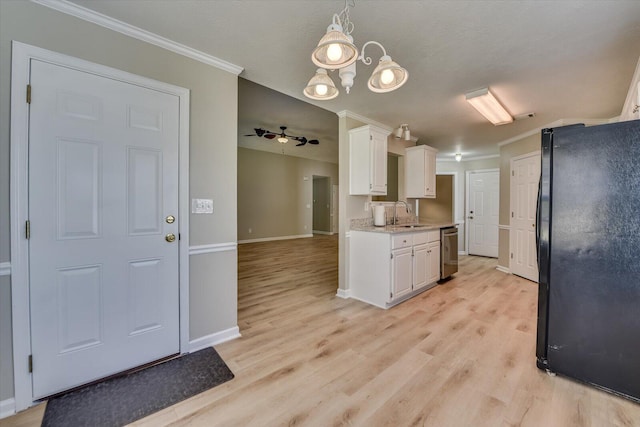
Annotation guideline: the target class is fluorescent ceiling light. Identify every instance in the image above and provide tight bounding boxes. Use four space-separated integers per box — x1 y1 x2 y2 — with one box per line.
465 88 513 126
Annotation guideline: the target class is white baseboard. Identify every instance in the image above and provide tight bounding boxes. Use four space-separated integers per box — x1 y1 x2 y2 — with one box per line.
0 398 15 420
312 230 335 235
188 326 241 353
496 265 511 274
238 234 313 244
458 251 467 256
336 288 350 299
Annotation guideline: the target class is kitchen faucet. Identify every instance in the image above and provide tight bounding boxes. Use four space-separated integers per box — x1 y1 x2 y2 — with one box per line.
393 201 411 225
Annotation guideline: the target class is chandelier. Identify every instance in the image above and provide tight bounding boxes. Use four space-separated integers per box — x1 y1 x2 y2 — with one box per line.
303 0 408 101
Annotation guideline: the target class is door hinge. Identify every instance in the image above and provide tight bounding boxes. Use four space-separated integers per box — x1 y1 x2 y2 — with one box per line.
370 135 373 140
26 84 31 104
28 355 33 373
25 220 30 239
390 253 394 259
511 212 514 218
510 253 514 259
512 170 514 176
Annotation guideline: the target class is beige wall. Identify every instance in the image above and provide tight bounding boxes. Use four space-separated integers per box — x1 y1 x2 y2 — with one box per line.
498 133 541 268
419 175 454 223
0 1 239 401
237 148 338 241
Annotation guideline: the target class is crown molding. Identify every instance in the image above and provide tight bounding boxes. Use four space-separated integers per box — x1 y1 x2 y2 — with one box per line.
336 110 394 133
496 117 614 147
31 0 244 75
436 154 500 162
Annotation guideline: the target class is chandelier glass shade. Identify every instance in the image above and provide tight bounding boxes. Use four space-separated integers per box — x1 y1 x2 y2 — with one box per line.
312 23 358 70
304 68 340 100
367 54 408 93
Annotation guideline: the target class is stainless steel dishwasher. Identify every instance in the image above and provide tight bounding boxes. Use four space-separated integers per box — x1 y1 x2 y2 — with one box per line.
440 226 458 279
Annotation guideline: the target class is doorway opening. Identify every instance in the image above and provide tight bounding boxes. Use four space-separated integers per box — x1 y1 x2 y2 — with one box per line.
312 176 332 235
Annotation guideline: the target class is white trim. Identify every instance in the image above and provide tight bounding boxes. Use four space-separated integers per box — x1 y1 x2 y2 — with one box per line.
31 0 243 75
336 110 394 133
459 251 467 256
238 234 313 244
189 242 237 255
496 117 613 147
188 327 241 353
0 262 10 276
498 224 510 230
345 231 352 238
0 398 16 420
10 42 190 411
312 230 335 235
437 154 500 162
496 265 511 274
336 288 350 299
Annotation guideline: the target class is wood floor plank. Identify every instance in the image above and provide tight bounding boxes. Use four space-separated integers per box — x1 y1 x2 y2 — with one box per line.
3 234 639 426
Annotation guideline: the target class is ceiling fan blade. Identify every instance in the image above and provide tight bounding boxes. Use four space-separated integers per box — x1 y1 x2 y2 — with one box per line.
244 134 258 136
254 128 267 137
263 134 276 139
308 139 320 145
295 141 307 146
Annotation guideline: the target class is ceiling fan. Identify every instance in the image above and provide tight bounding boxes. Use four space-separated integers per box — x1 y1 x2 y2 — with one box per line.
244 126 320 146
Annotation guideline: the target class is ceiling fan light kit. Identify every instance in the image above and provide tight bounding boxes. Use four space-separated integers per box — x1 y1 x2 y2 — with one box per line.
304 0 408 100
245 126 320 147
465 87 513 125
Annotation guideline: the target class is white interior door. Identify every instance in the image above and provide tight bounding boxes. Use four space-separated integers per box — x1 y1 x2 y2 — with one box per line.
468 171 499 257
510 153 541 282
29 59 180 398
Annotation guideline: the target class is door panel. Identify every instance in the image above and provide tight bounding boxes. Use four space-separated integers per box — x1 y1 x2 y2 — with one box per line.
413 244 428 290
29 59 180 398
468 171 499 257
510 154 540 281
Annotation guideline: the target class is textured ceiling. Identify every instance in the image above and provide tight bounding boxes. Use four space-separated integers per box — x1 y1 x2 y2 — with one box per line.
69 0 640 160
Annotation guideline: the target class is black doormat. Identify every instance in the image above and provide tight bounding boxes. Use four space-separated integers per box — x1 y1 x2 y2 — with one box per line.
41 347 234 427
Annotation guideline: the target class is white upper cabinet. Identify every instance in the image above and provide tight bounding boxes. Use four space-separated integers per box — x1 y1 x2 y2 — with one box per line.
349 125 388 195
405 144 438 198
620 56 640 121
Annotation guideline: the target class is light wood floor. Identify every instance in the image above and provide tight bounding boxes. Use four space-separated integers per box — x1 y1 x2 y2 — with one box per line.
4 234 639 426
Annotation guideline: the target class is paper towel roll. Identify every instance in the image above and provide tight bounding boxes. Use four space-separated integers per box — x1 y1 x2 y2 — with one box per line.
373 205 386 226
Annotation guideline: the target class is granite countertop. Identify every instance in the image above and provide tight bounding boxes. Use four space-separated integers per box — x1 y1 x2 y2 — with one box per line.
351 222 457 234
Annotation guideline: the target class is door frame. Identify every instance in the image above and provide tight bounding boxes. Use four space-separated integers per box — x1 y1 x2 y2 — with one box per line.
10 41 190 411
508 150 541 279
465 168 499 257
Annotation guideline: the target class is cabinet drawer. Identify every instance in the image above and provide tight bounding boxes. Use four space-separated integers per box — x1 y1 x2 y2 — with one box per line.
413 232 429 246
427 230 440 243
392 234 413 249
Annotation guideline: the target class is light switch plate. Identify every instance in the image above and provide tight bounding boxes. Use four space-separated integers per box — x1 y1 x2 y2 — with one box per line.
192 198 213 214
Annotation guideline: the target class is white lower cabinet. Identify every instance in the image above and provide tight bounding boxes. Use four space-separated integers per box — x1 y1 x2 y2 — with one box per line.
350 230 441 309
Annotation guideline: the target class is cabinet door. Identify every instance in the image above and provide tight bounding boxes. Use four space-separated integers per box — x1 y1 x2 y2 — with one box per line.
370 129 388 194
425 149 437 197
427 241 441 284
391 247 413 300
413 243 429 290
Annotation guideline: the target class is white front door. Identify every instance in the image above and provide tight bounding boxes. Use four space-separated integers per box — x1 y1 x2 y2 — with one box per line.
510 153 541 282
29 59 180 398
468 171 499 257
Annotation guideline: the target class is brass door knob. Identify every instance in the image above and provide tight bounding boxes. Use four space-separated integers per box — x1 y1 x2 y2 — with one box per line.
165 233 176 243
166 215 175 224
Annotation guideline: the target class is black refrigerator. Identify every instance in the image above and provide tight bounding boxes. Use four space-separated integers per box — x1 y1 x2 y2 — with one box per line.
536 120 640 403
